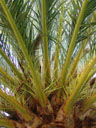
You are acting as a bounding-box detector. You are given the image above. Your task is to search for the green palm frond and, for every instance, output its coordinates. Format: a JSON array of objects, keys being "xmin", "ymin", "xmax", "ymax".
[
  {"xmin": 58, "ymin": 0, "xmax": 88, "ymax": 89},
  {"xmin": 0, "ymin": 0, "xmax": 46, "ymax": 106},
  {"xmin": 0, "ymin": 119, "xmax": 15, "ymax": 128}
]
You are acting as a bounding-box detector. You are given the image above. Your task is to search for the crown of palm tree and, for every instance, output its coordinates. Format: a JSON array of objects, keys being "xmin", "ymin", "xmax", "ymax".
[{"xmin": 0, "ymin": 0, "xmax": 96, "ymax": 127}]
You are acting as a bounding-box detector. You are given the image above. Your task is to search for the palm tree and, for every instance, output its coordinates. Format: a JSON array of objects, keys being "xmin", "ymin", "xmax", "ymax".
[{"xmin": 0, "ymin": 0, "xmax": 96, "ymax": 127}]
